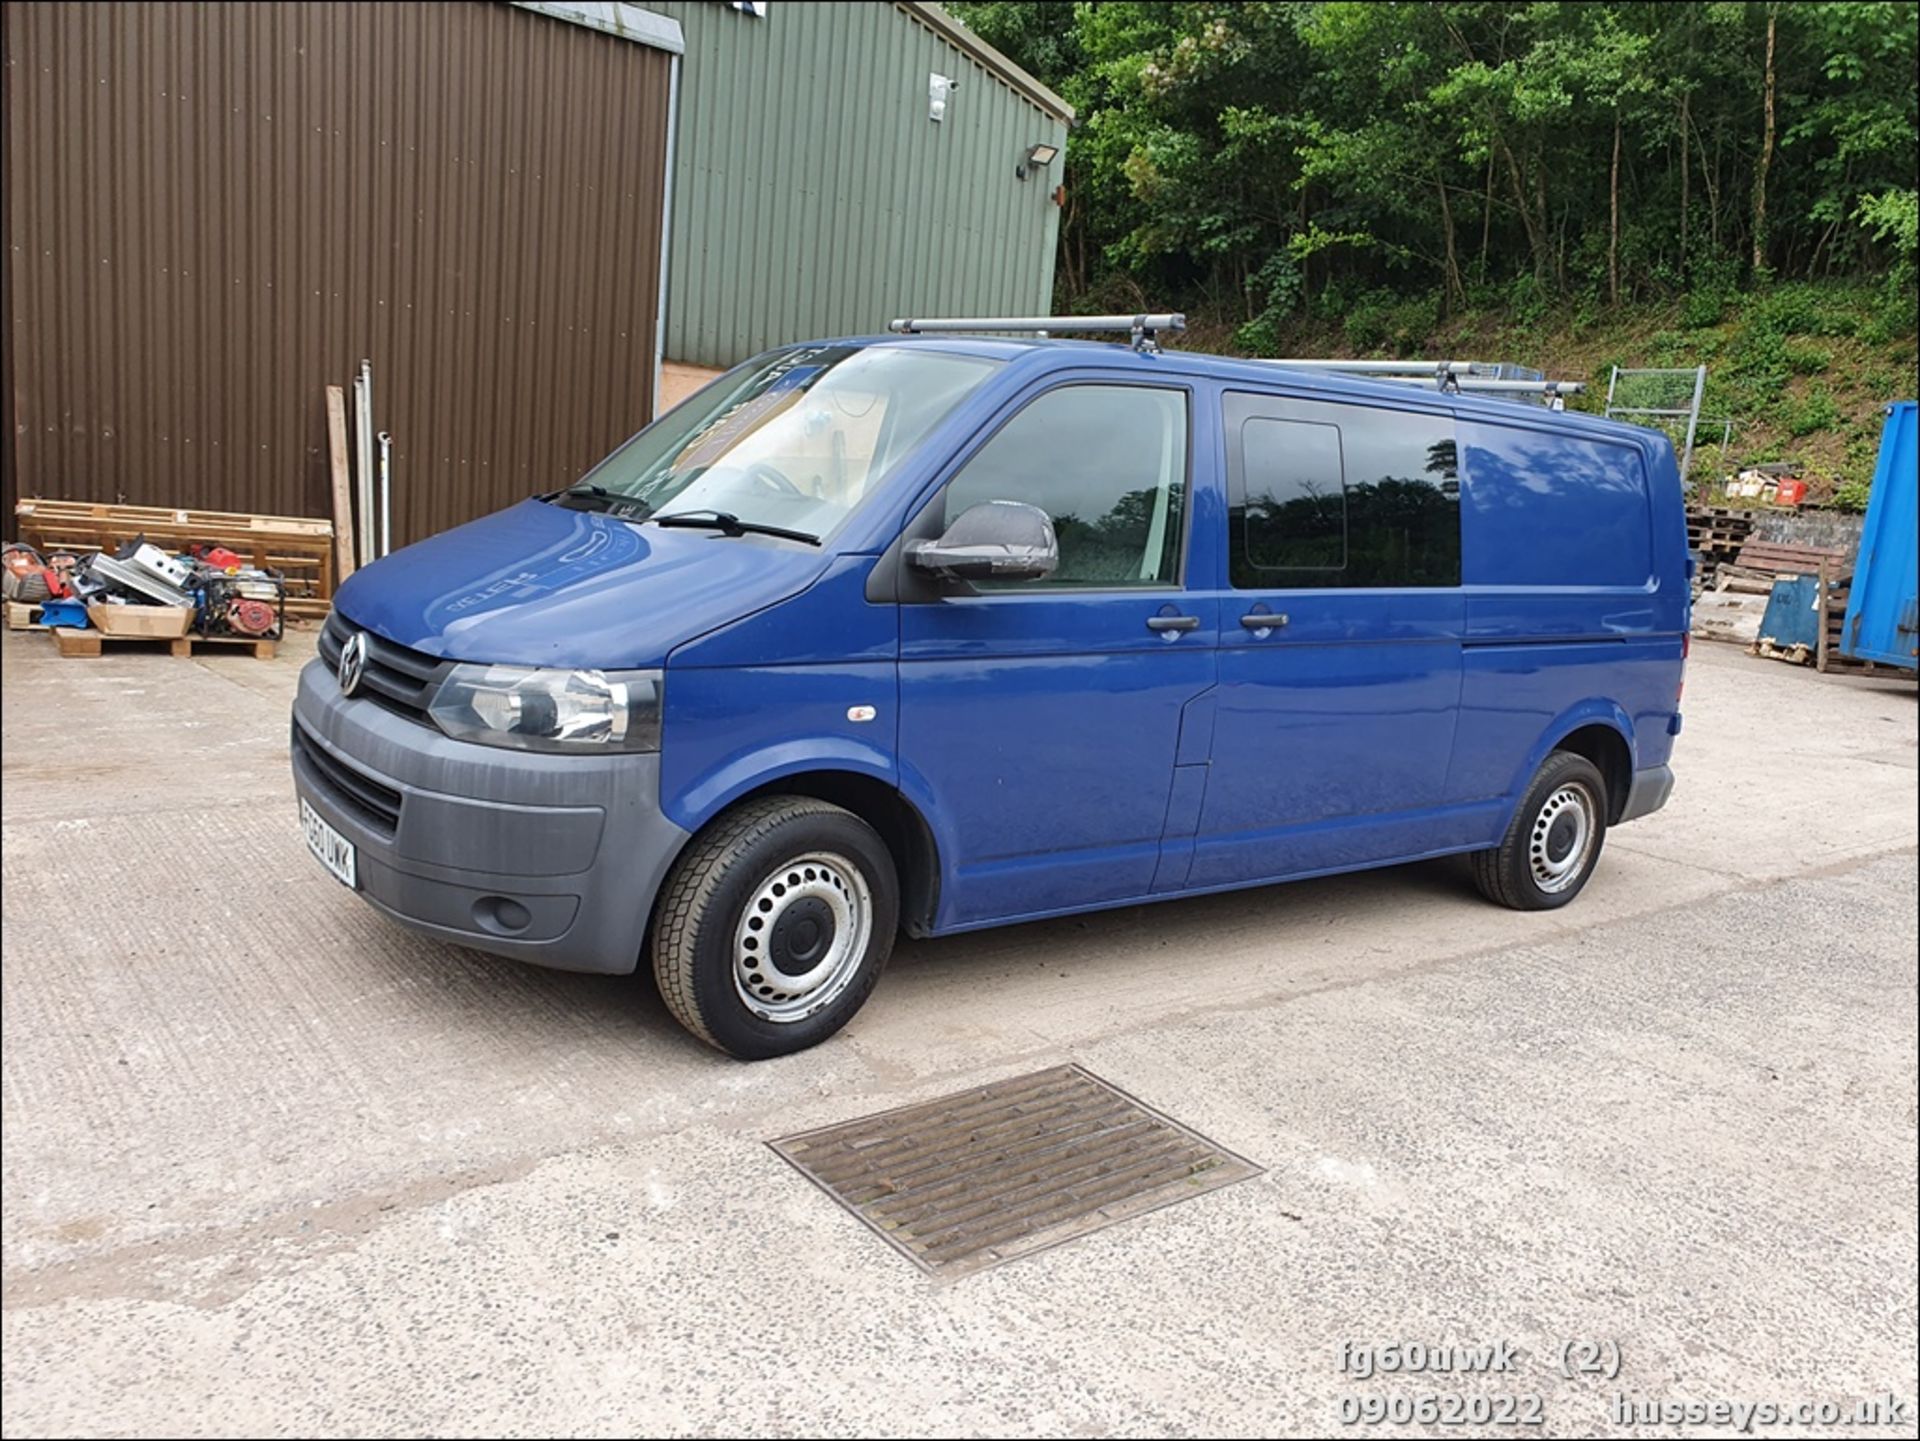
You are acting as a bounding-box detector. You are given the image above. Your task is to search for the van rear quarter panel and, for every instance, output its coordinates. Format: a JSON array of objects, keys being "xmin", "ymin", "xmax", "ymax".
[{"xmin": 1451, "ymin": 417, "xmax": 1686, "ymax": 806}]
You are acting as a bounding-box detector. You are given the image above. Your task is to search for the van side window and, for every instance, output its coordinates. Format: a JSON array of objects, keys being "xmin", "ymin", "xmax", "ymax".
[
  {"xmin": 942, "ymin": 385, "xmax": 1188, "ymax": 587},
  {"xmin": 1226, "ymin": 391, "xmax": 1460, "ymax": 589}
]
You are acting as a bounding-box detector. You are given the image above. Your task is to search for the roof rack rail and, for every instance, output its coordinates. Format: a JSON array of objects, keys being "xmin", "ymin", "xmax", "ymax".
[
  {"xmin": 1249, "ymin": 358, "xmax": 1585, "ymax": 409},
  {"xmin": 888, "ymin": 313, "xmax": 1185, "ymax": 353}
]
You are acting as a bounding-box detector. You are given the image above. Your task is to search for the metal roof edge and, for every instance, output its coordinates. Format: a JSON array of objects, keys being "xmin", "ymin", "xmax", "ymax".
[
  {"xmin": 509, "ymin": 1, "xmax": 684, "ymax": 55},
  {"xmin": 900, "ymin": 2, "xmax": 1074, "ymax": 124}
]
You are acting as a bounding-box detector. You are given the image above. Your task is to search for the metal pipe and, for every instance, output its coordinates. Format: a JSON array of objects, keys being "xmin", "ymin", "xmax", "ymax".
[
  {"xmin": 377, "ymin": 431, "xmax": 393, "ymax": 557},
  {"xmin": 353, "ymin": 360, "xmax": 375, "ymax": 568},
  {"xmin": 1679, "ymin": 364, "xmax": 1707, "ymax": 486},
  {"xmin": 888, "ymin": 314, "xmax": 1186, "ymax": 336},
  {"xmin": 651, "ymin": 52, "xmax": 681, "ymax": 419},
  {"xmin": 1368, "ymin": 376, "xmax": 1586, "ymax": 395},
  {"xmin": 1252, "ymin": 359, "xmax": 1484, "ymax": 375}
]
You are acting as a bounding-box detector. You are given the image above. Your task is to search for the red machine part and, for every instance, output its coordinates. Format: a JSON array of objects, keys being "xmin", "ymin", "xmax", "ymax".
[
  {"xmin": 227, "ymin": 598, "xmax": 278, "ymax": 636},
  {"xmin": 192, "ymin": 544, "xmax": 247, "ymax": 570}
]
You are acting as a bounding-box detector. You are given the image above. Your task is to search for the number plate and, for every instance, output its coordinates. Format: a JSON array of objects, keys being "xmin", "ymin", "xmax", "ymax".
[{"xmin": 301, "ymin": 797, "xmax": 358, "ymax": 889}]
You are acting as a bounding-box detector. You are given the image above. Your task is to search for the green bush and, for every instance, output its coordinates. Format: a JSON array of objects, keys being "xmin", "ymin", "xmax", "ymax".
[
  {"xmin": 1680, "ymin": 286, "xmax": 1731, "ymax": 328},
  {"xmin": 1339, "ymin": 290, "xmax": 1439, "ymax": 355},
  {"xmin": 1830, "ymin": 477, "xmax": 1873, "ymax": 511},
  {"xmin": 1782, "ymin": 339, "xmax": 1833, "ymax": 375},
  {"xmin": 1342, "ymin": 291, "xmax": 1397, "ymax": 352},
  {"xmin": 1506, "ymin": 274, "xmax": 1551, "ymax": 327},
  {"xmin": 1859, "ymin": 285, "xmax": 1920, "ymax": 345},
  {"xmin": 1788, "ymin": 386, "xmax": 1841, "ymax": 436}
]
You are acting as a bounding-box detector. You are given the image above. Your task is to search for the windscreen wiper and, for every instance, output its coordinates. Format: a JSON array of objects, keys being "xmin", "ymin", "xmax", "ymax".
[
  {"xmin": 649, "ymin": 510, "xmax": 821, "ymax": 546},
  {"xmin": 549, "ymin": 483, "xmax": 647, "ymax": 515}
]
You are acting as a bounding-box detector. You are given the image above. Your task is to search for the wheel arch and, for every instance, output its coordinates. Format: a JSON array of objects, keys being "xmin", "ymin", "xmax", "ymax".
[
  {"xmin": 722, "ymin": 770, "xmax": 942, "ymax": 938},
  {"xmin": 1551, "ymin": 722, "xmax": 1634, "ymax": 824},
  {"xmin": 1499, "ymin": 701, "xmax": 1638, "ymax": 829}
]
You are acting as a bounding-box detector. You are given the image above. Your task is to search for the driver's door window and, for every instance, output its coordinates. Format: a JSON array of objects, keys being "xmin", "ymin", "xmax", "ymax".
[{"xmin": 941, "ymin": 385, "xmax": 1188, "ymax": 587}]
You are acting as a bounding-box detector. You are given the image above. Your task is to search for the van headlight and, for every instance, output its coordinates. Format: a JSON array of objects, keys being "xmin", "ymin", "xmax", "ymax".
[{"xmin": 427, "ymin": 665, "xmax": 662, "ymax": 753}]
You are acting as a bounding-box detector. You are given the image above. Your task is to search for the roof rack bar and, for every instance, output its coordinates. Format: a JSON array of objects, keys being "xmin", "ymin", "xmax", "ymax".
[
  {"xmin": 888, "ymin": 314, "xmax": 1186, "ymax": 335},
  {"xmin": 1247, "ymin": 357, "xmax": 1583, "ymax": 408},
  {"xmin": 888, "ymin": 313, "xmax": 1186, "ymax": 353},
  {"xmin": 1366, "ymin": 375, "xmax": 1586, "ymax": 395},
  {"xmin": 1252, "ymin": 359, "xmax": 1486, "ymax": 376}
]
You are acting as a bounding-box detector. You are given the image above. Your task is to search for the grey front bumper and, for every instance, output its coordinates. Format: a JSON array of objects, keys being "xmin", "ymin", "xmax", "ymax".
[{"xmin": 290, "ymin": 660, "xmax": 691, "ymax": 973}]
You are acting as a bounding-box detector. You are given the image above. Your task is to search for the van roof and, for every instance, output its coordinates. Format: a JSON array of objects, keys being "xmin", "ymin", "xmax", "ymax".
[{"xmin": 820, "ymin": 334, "xmax": 1673, "ymax": 458}]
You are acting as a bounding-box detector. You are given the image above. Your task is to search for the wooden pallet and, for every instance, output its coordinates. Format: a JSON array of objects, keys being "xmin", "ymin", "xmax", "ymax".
[
  {"xmin": 1810, "ymin": 570, "xmax": 1906, "ymax": 677},
  {"xmin": 51, "ymin": 627, "xmax": 276, "ymax": 660},
  {"xmin": 1732, "ymin": 539, "xmax": 1849, "ymax": 577},
  {"xmin": 1751, "ymin": 636, "xmax": 1814, "ymax": 666},
  {"xmin": 14, "ymin": 499, "xmax": 334, "ymax": 619},
  {"xmin": 6, "ymin": 600, "xmax": 51, "ymax": 630}
]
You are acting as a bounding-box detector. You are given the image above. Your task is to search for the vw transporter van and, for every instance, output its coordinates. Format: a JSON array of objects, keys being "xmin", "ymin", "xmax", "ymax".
[{"xmin": 293, "ymin": 318, "xmax": 1686, "ymax": 1058}]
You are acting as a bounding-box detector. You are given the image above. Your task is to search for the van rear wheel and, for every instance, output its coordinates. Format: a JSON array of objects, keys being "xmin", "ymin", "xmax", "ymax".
[
  {"xmin": 650, "ymin": 796, "xmax": 899, "ymax": 1059},
  {"xmin": 1471, "ymin": 751, "xmax": 1609, "ymax": 911}
]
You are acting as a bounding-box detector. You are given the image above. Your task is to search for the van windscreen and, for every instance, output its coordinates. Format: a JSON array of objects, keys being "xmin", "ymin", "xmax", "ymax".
[{"xmin": 554, "ymin": 345, "xmax": 1000, "ymax": 539}]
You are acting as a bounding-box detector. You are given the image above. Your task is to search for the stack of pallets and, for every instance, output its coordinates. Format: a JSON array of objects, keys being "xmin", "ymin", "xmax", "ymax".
[
  {"xmin": 1685, "ymin": 506, "xmax": 1757, "ymax": 591},
  {"xmin": 1813, "ymin": 574, "xmax": 1904, "ymax": 677},
  {"xmin": 12, "ymin": 500, "xmax": 334, "ymax": 620},
  {"xmin": 1713, "ymin": 537, "xmax": 1851, "ymax": 596}
]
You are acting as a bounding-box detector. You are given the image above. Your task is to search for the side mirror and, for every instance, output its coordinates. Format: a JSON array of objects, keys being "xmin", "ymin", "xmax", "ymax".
[{"xmin": 906, "ymin": 500, "xmax": 1058, "ymax": 583}]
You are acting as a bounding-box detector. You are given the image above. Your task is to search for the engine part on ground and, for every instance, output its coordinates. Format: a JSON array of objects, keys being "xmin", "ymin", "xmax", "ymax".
[
  {"xmin": 38, "ymin": 597, "xmax": 90, "ymax": 629},
  {"xmin": 67, "ymin": 568, "xmax": 112, "ymax": 603},
  {"xmin": 190, "ymin": 544, "xmax": 246, "ymax": 571},
  {"xmin": 116, "ymin": 539, "xmax": 195, "ymax": 590},
  {"xmin": 193, "ymin": 572, "xmax": 285, "ymax": 640},
  {"xmin": 3, "ymin": 543, "xmax": 52, "ymax": 602},
  {"xmin": 82, "ymin": 551, "xmax": 197, "ymax": 608},
  {"xmin": 227, "ymin": 598, "xmax": 278, "ymax": 636},
  {"xmin": 42, "ymin": 552, "xmax": 78, "ymax": 598}
]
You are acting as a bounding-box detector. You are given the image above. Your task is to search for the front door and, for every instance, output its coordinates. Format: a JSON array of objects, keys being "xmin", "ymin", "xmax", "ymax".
[
  {"xmin": 1190, "ymin": 389, "xmax": 1470, "ymax": 888},
  {"xmin": 897, "ymin": 380, "xmax": 1217, "ymax": 929}
]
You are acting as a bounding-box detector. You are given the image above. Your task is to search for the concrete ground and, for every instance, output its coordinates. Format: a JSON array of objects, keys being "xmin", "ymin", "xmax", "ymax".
[{"xmin": 2, "ymin": 630, "xmax": 1915, "ymax": 1438}]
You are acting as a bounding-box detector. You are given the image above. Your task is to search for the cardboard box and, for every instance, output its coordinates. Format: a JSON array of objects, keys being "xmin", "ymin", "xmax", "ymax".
[{"xmin": 86, "ymin": 601, "xmax": 194, "ymax": 638}]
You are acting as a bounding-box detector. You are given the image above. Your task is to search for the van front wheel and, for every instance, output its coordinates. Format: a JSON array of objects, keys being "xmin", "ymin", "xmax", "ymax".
[
  {"xmin": 1471, "ymin": 751, "xmax": 1609, "ymax": 911},
  {"xmin": 650, "ymin": 796, "xmax": 899, "ymax": 1059}
]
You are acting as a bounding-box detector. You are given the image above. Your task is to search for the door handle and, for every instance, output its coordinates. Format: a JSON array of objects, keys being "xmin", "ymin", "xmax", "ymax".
[
  {"xmin": 1239, "ymin": 612, "xmax": 1289, "ymax": 630},
  {"xmin": 1146, "ymin": 614, "xmax": 1200, "ymax": 633}
]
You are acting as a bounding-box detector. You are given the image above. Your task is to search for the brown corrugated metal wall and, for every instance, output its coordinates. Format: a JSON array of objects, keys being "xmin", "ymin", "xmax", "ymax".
[{"xmin": 1, "ymin": 1, "xmax": 669, "ymax": 547}]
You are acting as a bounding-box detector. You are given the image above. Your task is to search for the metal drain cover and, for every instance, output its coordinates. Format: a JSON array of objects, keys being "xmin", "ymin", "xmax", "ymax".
[{"xmin": 771, "ymin": 1063, "xmax": 1262, "ymax": 1277}]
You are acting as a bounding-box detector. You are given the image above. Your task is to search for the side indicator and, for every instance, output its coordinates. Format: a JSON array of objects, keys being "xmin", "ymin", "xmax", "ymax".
[{"xmin": 847, "ymin": 705, "xmax": 877, "ymax": 724}]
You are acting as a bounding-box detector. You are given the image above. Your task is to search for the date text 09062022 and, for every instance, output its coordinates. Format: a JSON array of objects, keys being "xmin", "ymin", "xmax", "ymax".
[{"xmin": 1338, "ymin": 1394, "xmax": 1546, "ymax": 1427}]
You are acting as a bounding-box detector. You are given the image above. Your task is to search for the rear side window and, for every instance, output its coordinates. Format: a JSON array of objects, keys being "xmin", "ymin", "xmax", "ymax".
[
  {"xmin": 1458, "ymin": 420, "xmax": 1653, "ymax": 586},
  {"xmin": 941, "ymin": 384, "xmax": 1188, "ymax": 587},
  {"xmin": 1225, "ymin": 392, "xmax": 1460, "ymax": 589}
]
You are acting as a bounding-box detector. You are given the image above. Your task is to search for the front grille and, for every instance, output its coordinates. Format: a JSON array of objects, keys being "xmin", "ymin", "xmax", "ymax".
[
  {"xmin": 318, "ymin": 612, "xmax": 447, "ymax": 725},
  {"xmin": 292, "ymin": 722, "xmax": 403, "ymax": 835}
]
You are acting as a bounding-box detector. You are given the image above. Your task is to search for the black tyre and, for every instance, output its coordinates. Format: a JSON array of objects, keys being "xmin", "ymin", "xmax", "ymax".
[
  {"xmin": 650, "ymin": 796, "xmax": 899, "ymax": 1059},
  {"xmin": 1471, "ymin": 750, "xmax": 1610, "ymax": 911}
]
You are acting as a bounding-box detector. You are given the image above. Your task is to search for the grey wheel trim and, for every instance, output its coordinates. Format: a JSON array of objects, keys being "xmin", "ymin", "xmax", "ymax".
[
  {"xmin": 731, "ymin": 850, "xmax": 873, "ymax": 1024},
  {"xmin": 1529, "ymin": 782, "xmax": 1598, "ymax": 894}
]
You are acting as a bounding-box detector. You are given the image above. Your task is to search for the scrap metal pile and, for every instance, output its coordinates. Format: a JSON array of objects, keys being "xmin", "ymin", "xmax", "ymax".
[{"xmin": 3, "ymin": 537, "xmax": 286, "ymax": 640}]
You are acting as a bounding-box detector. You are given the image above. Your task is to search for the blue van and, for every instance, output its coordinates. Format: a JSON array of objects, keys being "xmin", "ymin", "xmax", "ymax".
[{"xmin": 292, "ymin": 320, "xmax": 1687, "ymax": 1058}]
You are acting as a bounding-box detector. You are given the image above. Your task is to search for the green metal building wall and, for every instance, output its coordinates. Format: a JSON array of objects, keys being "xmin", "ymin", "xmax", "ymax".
[{"xmin": 648, "ymin": 1, "xmax": 1069, "ymax": 369}]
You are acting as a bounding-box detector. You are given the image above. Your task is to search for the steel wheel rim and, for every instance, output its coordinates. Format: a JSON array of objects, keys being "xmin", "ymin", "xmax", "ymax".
[
  {"xmin": 1529, "ymin": 783, "xmax": 1597, "ymax": 893},
  {"xmin": 732, "ymin": 851, "xmax": 872, "ymax": 1024}
]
